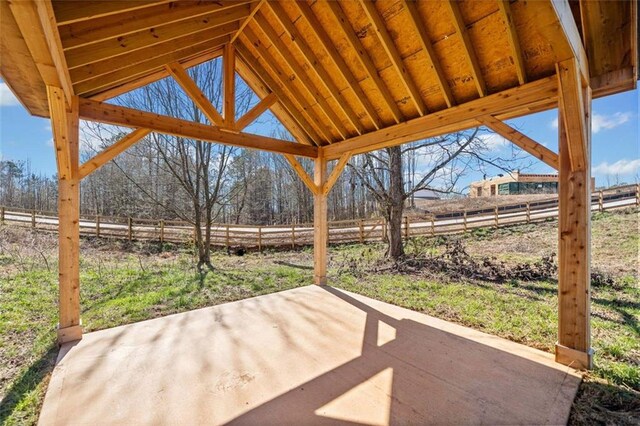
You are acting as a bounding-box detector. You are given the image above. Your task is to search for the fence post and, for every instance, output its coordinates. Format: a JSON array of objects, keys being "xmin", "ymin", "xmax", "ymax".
[
  {"xmin": 404, "ymin": 216, "xmax": 410, "ymax": 240},
  {"xmin": 225, "ymin": 224, "xmax": 230, "ymax": 249},
  {"xmin": 359, "ymin": 220, "xmax": 364, "ymax": 243},
  {"xmin": 463, "ymin": 210, "xmax": 467, "ymax": 232},
  {"xmin": 494, "ymin": 206, "xmax": 499, "ymax": 229},
  {"xmin": 258, "ymin": 226, "xmax": 262, "ymax": 253},
  {"xmin": 382, "ymin": 220, "xmax": 387, "ymax": 241},
  {"xmin": 526, "ymin": 203, "xmax": 530, "ymax": 224},
  {"xmin": 159, "ymin": 220, "xmax": 164, "ymax": 243},
  {"xmin": 636, "ymin": 184, "xmax": 639, "ymax": 206},
  {"xmin": 0, "ymin": 206, "xmax": 4, "ymax": 223},
  {"xmin": 128, "ymin": 217, "xmax": 133, "ymax": 241},
  {"xmin": 96, "ymin": 215, "xmax": 101, "ymax": 237},
  {"xmin": 431, "ymin": 218, "xmax": 435, "ymax": 236},
  {"xmin": 31, "ymin": 210, "xmax": 36, "ymax": 228},
  {"xmin": 598, "ymin": 190, "xmax": 604, "ymax": 212},
  {"xmin": 291, "ymin": 225, "xmax": 296, "ymax": 248}
]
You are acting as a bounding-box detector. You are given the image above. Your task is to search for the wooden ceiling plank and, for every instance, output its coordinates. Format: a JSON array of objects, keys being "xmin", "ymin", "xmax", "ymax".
[
  {"xmin": 322, "ymin": 75, "xmax": 558, "ymax": 160},
  {"xmin": 445, "ymin": 0, "xmax": 487, "ymax": 97},
  {"xmin": 359, "ymin": 0, "xmax": 427, "ymax": 116},
  {"xmin": 230, "ymin": 0, "xmax": 265, "ymax": 43},
  {"xmin": 79, "ymin": 128, "xmax": 152, "ymax": 179},
  {"xmin": 78, "ymin": 97, "xmax": 319, "ymax": 158},
  {"xmin": 402, "ymin": 0, "xmax": 455, "ymax": 108},
  {"xmin": 74, "ymin": 36, "xmax": 229, "ymax": 96},
  {"xmin": 52, "ymin": 0, "xmax": 172, "ymax": 26},
  {"xmin": 293, "ymin": 1, "xmax": 383, "ymax": 130},
  {"xmin": 478, "ymin": 115, "xmax": 558, "ymax": 169},
  {"xmin": 65, "ymin": 3, "xmax": 250, "ymax": 69},
  {"xmin": 70, "ymin": 23, "xmax": 237, "ymax": 84},
  {"xmin": 253, "ymin": 13, "xmax": 348, "ymax": 141},
  {"xmin": 89, "ymin": 49, "xmax": 222, "ymax": 101},
  {"xmin": 236, "ymin": 41, "xmax": 320, "ymax": 145},
  {"xmin": 267, "ymin": 1, "xmax": 365, "ymax": 136},
  {"xmin": 325, "ymin": 0, "xmax": 403, "ymax": 124},
  {"xmin": 497, "ymin": 0, "xmax": 527, "ymax": 85},
  {"xmin": 59, "ymin": 0, "xmax": 252, "ymax": 50},
  {"xmin": 235, "ymin": 92, "xmax": 277, "ymax": 131},
  {"xmin": 166, "ymin": 61, "xmax": 225, "ymax": 127}
]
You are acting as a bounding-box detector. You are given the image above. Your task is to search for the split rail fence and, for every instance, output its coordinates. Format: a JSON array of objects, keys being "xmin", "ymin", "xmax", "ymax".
[{"xmin": 2, "ymin": 184, "xmax": 638, "ymax": 250}]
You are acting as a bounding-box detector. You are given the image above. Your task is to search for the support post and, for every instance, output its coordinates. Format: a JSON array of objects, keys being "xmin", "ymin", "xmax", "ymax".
[
  {"xmin": 526, "ymin": 202, "xmax": 531, "ymax": 223},
  {"xmin": 48, "ymin": 86, "xmax": 82, "ymax": 344},
  {"xmin": 598, "ymin": 191, "xmax": 604, "ymax": 212},
  {"xmin": 159, "ymin": 220, "xmax": 164, "ymax": 243},
  {"xmin": 31, "ymin": 210, "xmax": 36, "ymax": 228},
  {"xmin": 556, "ymin": 59, "xmax": 593, "ymax": 370},
  {"xmin": 128, "ymin": 217, "xmax": 133, "ymax": 241},
  {"xmin": 96, "ymin": 215, "xmax": 101, "ymax": 237},
  {"xmin": 463, "ymin": 210, "xmax": 468, "ymax": 232},
  {"xmin": 1, "ymin": 206, "xmax": 4, "ymax": 223},
  {"xmin": 313, "ymin": 154, "xmax": 328, "ymax": 285}
]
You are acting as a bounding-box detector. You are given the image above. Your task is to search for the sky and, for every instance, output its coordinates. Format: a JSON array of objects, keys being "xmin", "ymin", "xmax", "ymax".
[{"xmin": 0, "ymin": 78, "xmax": 638, "ymax": 191}]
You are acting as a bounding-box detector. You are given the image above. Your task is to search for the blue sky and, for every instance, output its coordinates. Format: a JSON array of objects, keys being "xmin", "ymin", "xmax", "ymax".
[{"xmin": 0, "ymin": 79, "xmax": 638, "ymax": 190}]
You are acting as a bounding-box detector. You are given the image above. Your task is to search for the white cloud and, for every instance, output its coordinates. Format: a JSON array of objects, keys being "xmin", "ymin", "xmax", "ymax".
[
  {"xmin": 0, "ymin": 82, "xmax": 20, "ymax": 107},
  {"xmin": 593, "ymin": 158, "xmax": 640, "ymax": 176},
  {"xmin": 478, "ymin": 133, "xmax": 510, "ymax": 150},
  {"xmin": 550, "ymin": 112, "xmax": 632, "ymax": 133}
]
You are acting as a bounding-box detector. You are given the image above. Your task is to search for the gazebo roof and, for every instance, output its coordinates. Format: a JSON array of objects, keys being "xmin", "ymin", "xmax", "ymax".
[{"xmin": 1, "ymin": 0, "xmax": 637, "ymax": 156}]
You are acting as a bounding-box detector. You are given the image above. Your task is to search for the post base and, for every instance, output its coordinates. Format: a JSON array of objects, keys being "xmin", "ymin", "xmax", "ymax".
[
  {"xmin": 58, "ymin": 324, "xmax": 83, "ymax": 345},
  {"xmin": 555, "ymin": 343, "xmax": 594, "ymax": 370},
  {"xmin": 314, "ymin": 275, "xmax": 327, "ymax": 286}
]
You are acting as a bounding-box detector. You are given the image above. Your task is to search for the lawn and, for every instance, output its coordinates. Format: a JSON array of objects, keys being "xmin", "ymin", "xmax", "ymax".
[{"xmin": 1, "ymin": 208, "xmax": 638, "ymax": 425}]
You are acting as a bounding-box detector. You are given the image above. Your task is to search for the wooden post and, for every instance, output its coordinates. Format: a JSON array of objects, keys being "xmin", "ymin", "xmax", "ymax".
[
  {"xmin": 96, "ymin": 215, "xmax": 100, "ymax": 237},
  {"xmin": 526, "ymin": 203, "xmax": 531, "ymax": 223},
  {"xmin": 225, "ymin": 224, "xmax": 230, "ymax": 249},
  {"xmin": 431, "ymin": 218, "xmax": 435, "ymax": 236},
  {"xmin": 382, "ymin": 220, "xmax": 387, "ymax": 241},
  {"xmin": 0, "ymin": 206, "xmax": 4, "ymax": 223},
  {"xmin": 159, "ymin": 220, "xmax": 165, "ymax": 243},
  {"xmin": 555, "ymin": 59, "xmax": 593, "ymax": 370},
  {"xmin": 359, "ymin": 220, "xmax": 364, "ymax": 243},
  {"xmin": 598, "ymin": 191, "xmax": 604, "ymax": 212},
  {"xmin": 291, "ymin": 225, "xmax": 296, "ymax": 248},
  {"xmin": 127, "ymin": 217, "xmax": 133, "ymax": 241},
  {"xmin": 258, "ymin": 226, "xmax": 262, "ymax": 253},
  {"xmin": 48, "ymin": 86, "xmax": 82, "ymax": 344},
  {"xmin": 463, "ymin": 211, "xmax": 468, "ymax": 232},
  {"xmin": 404, "ymin": 216, "xmax": 410, "ymax": 240},
  {"xmin": 313, "ymin": 155, "xmax": 328, "ymax": 285},
  {"xmin": 31, "ymin": 210, "xmax": 36, "ymax": 228},
  {"xmin": 636, "ymin": 183, "xmax": 639, "ymax": 206},
  {"xmin": 494, "ymin": 206, "xmax": 499, "ymax": 228}
]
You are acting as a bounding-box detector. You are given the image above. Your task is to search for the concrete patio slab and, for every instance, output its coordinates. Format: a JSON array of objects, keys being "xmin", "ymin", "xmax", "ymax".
[{"xmin": 39, "ymin": 285, "xmax": 582, "ymax": 425}]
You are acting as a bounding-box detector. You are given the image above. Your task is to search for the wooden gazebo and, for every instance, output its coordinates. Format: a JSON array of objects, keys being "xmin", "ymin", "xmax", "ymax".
[{"xmin": 1, "ymin": 0, "xmax": 636, "ymax": 371}]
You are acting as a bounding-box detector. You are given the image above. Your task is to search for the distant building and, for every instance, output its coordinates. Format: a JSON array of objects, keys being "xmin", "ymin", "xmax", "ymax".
[
  {"xmin": 470, "ymin": 172, "xmax": 560, "ymax": 197},
  {"xmin": 413, "ymin": 189, "xmax": 441, "ymax": 200}
]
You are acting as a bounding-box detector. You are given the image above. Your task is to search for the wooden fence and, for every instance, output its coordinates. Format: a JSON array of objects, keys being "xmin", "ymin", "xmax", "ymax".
[{"xmin": 1, "ymin": 184, "xmax": 638, "ymax": 250}]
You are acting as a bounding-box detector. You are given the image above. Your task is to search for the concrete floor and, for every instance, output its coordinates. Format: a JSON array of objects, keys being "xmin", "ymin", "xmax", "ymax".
[{"xmin": 39, "ymin": 285, "xmax": 581, "ymax": 425}]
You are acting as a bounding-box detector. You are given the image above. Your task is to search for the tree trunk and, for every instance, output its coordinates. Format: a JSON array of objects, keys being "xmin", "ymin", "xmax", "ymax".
[{"xmin": 387, "ymin": 146, "xmax": 405, "ymax": 259}]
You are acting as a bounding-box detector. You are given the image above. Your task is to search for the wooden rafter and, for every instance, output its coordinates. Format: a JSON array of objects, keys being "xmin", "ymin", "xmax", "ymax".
[
  {"xmin": 79, "ymin": 128, "xmax": 152, "ymax": 179},
  {"xmin": 323, "ymin": 76, "xmax": 558, "ymax": 159},
  {"xmin": 267, "ymin": 1, "xmax": 365, "ymax": 136},
  {"xmin": 403, "ymin": 0, "xmax": 455, "ymax": 108},
  {"xmin": 445, "ymin": 0, "xmax": 487, "ymax": 97},
  {"xmin": 322, "ymin": 152, "xmax": 352, "ymax": 196},
  {"xmin": 235, "ymin": 42, "xmax": 321, "ymax": 145},
  {"xmin": 292, "ymin": 1, "xmax": 383, "ymax": 130},
  {"xmin": 359, "ymin": 0, "xmax": 427, "ymax": 116},
  {"xmin": 223, "ymin": 43, "xmax": 236, "ymax": 127},
  {"xmin": 235, "ymin": 93, "xmax": 277, "ymax": 131},
  {"xmin": 78, "ymin": 97, "xmax": 318, "ymax": 158},
  {"xmin": 497, "ymin": 0, "xmax": 527, "ymax": 85},
  {"xmin": 284, "ymin": 154, "xmax": 319, "ymax": 194},
  {"xmin": 325, "ymin": 0, "xmax": 404, "ymax": 124},
  {"xmin": 52, "ymin": 0, "xmax": 172, "ymax": 26},
  {"xmin": 64, "ymin": 3, "xmax": 250, "ymax": 69},
  {"xmin": 58, "ymin": 1, "xmax": 251, "ymax": 50},
  {"xmin": 75, "ymin": 36, "xmax": 231, "ymax": 95},
  {"xmin": 240, "ymin": 25, "xmax": 332, "ymax": 144},
  {"xmin": 231, "ymin": 0, "xmax": 265, "ymax": 43},
  {"xmin": 70, "ymin": 25, "xmax": 235, "ymax": 84},
  {"xmin": 478, "ymin": 115, "xmax": 558, "ymax": 170},
  {"xmin": 254, "ymin": 12, "xmax": 350, "ymax": 141},
  {"xmin": 557, "ymin": 58, "xmax": 587, "ymax": 171},
  {"xmin": 549, "ymin": 0, "xmax": 589, "ymax": 82}
]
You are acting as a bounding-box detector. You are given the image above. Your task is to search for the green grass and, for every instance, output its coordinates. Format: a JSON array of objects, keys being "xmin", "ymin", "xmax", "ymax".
[{"xmin": 1, "ymin": 208, "xmax": 638, "ymax": 424}]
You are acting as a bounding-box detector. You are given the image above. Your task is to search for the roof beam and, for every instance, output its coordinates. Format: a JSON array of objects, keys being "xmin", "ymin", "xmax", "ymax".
[
  {"xmin": 549, "ymin": 0, "xmax": 589, "ymax": 83},
  {"xmin": 230, "ymin": 0, "xmax": 265, "ymax": 43},
  {"xmin": 235, "ymin": 92, "xmax": 276, "ymax": 131},
  {"xmin": 292, "ymin": 0, "xmax": 383, "ymax": 130},
  {"xmin": 323, "ymin": 152, "xmax": 352, "ymax": 196},
  {"xmin": 65, "ymin": 3, "xmax": 250, "ymax": 69},
  {"xmin": 74, "ymin": 36, "xmax": 230, "ymax": 95},
  {"xmin": 445, "ymin": 0, "xmax": 487, "ymax": 97},
  {"xmin": 325, "ymin": 0, "xmax": 404, "ymax": 124},
  {"xmin": 267, "ymin": 1, "xmax": 365, "ymax": 136},
  {"xmin": 359, "ymin": 0, "xmax": 427, "ymax": 116},
  {"xmin": 284, "ymin": 154, "xmax": 319, "ymax": 195},
  {"xmin": 241, "ymin": 24, "xmax": 333, "ymax": 143},
  {"xmin": 166, "ymin": 61, "xmax": 225, "ymax": 127},
  {"xmin": 52, "ymin": 0, "xmax": 172, "ymax": 26},
  {"xmin": 497, "ymin": 0, "xmax": 527, "ymax": 85},
  {"xmin": 223, "ymin": 43, "xmax": 235, "ymax": 127},
  {"xmin": 478, "ymin": 115, "xmax": 558, "ymax": 170},
  {"xmin": 235, "ymin": 42, "xmax": 320, "ymax": 145},
  {"xmin": 322, "ymin": 75, "xmax": 558, "ymax": 160},
  {"xmin": 79, "ymin": 128, "xmax": 152, "ymax": 179},
  {"xmin": 78, "ymin": 97, "xmax": 318, "ymax": 158},
  {"xmin": 403, "ymin": 0, "xmax": 455, "ymax": 108},
  {"xmin": 254, "ymin": 12, "xmax": 350, "ymax": 141}
]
